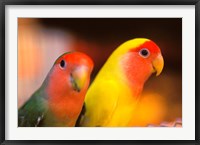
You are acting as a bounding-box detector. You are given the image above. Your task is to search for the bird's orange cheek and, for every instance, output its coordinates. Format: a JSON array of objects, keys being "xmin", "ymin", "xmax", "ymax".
[{"xmin": 122, "ymin": 57, "xmax": 154, "ymax": 86}]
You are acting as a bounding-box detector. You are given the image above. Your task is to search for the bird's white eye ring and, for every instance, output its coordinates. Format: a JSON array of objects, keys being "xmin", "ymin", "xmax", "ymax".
[
  {"xmin": 60, "ymin": 60, "xmax": 66, "ymax": 69},
  {"xmin": 139, "ymin": 48, "xmax": 150, "ymax": 58}
]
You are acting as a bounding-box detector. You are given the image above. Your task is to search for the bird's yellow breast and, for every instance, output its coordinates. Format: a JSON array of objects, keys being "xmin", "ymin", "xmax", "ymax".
[{"xmin": 84, "ymin": 56, "xmax": 140, "ymax": 127}]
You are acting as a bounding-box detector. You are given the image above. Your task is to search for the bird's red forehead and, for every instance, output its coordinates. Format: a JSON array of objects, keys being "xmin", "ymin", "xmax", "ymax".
[
  {"xmin": 131, "ymin": 40, "xmax": 161, "ymax": 53},
  {"xmin": 56, "ymin": 52, "xmax": 94, "ymax": 68}
]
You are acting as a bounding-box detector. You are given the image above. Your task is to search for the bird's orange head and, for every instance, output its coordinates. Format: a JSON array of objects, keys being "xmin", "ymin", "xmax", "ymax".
[
  {"xmin": 43, "ymin": 52, "xmax": 94, "ymax": 126},
  {"xmin": 118, "ymin": 38, "xmax": 164, "ymax": 90}
]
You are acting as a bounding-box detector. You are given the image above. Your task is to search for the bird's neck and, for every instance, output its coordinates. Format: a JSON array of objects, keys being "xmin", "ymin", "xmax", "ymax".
[
  {"xmin": 42, "ymin": 79, "xmax": 86, "ymax": 126},
  {"xmin": 46, "ymin": 91, "xmax": 85, "ymax": 126}
]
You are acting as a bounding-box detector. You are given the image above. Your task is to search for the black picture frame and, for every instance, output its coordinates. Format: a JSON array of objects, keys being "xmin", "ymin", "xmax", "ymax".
[{"xmin": 0, "ymin": 0, "xmax": 200, "ymax": 145}]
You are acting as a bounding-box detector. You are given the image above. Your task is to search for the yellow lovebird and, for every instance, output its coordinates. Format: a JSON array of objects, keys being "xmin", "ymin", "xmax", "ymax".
[{"xmin": 78, "ymin": 38, "xmax": 164, "ymax": 127}]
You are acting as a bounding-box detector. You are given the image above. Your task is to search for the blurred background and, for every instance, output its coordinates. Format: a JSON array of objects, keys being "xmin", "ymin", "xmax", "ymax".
[{"xmin": 18, "ymin": 18, "xmax": 182, "ymax": 127}]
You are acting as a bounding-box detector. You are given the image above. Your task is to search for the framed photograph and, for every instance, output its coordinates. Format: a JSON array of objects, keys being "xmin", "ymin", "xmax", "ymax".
[{"xmin": 1, "ymin": 0, "xmax": 199, "ymax": 144}]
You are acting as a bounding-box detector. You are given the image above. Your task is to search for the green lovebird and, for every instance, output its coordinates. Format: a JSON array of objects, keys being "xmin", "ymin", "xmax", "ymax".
[{"xmin": 18, "ymin": 52, "xmax": 94, "ymax": 127}]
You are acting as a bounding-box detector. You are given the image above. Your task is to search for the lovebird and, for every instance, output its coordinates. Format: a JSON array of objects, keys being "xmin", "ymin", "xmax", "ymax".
[
  {"xmin": 18, "ymin": 52, "xmax": 94, "ymax": 127},
  {"xmin": 78, "ymin": 38, "xmax": 164, "ymax": 127}
]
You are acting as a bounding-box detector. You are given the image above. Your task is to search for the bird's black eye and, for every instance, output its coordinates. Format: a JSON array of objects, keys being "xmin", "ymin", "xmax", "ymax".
[
  {"xmin": 60, "ymin": 60, "xmax": 65, "ymax": 68},
  {"xmin": 139, "ymin": 48, "xmax": 150, "ymax": 58}
]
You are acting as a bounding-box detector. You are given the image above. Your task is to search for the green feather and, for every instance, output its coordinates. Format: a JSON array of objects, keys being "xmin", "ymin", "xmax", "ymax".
[{"xmin": 18, "ymin": 87, "xmax": 48, "ymax": 127}]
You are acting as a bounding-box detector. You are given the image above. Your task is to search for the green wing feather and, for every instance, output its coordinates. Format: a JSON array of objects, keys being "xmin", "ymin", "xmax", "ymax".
[{"xmin": 18, "ymin": 89, "xmax": 48, "ymax": 127}]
